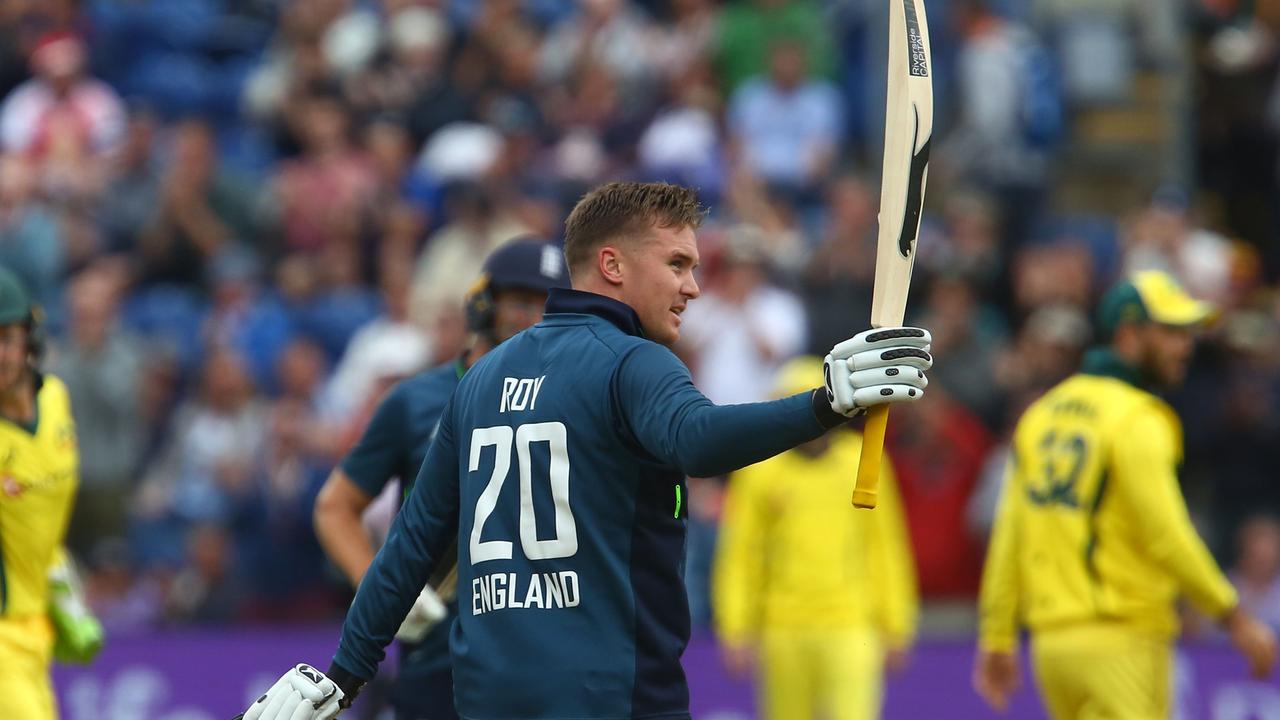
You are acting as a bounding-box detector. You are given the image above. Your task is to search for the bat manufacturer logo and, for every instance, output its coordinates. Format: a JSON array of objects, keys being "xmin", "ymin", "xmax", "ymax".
[
  {"xmin": 297, "ymin": 665, "xmax": 324, "ymax": 684},
  {"xmin": 903, "ymin": 0, "xmax": 929, "ymax": 77},
  {"xmin": 898, "ymin": 108, "xmax": 931, "ymax": 259}
]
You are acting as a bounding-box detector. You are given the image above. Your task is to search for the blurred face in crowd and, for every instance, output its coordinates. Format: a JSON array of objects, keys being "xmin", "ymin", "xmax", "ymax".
[
  {"xmin": 277, "ymin": 340, "xmax": 326, "ymax": 402},
  {"xmin": 379, "ymin": 262, "xmax": 413, "ymax": 321},
  {"xmin": 33, "ymin": 36, "xmax": 85, "ymax": 94},
  {"xmin": 611, "ymin": 224, "xmax": 701, "ymax": 346},
  {"xmin": 303, "ymin": 98, "xmax": 350, "ymax": 155},
  {"xmin": 491, "ymin": 287, "xmax": 548, "ymax": 343},
  {"xmin": 1129, "ymin": 323, "xmax": 1197, "ymax": 388},
  {"xmin": 68, "ymin": 271, "xmax": 117, "ymax": 351},
  {"xmin": 203, "ymin": 349, "xmax": 253, "ymax": 412},
  {"xmin": 828, "ymin": 177, "xmax": 876, "ymax": 236},
  {"xmin": 768, "ymin": 42, "xmax": 806, "ymax": 91},
  {"xmin": 188, "ymin": 524, "xmax": 230, "ymax": 580},
  {"xmin": 1133, "ymin": 204, "xmax": 1189, "ymax": 253},
  {"xmin": 365, "ymin": 121, "xmax": 411, "ymax": 181},
  {"xmin": 121, "ymin": 112, "xmax": 157, "ymax": 170},
  {"xmin": 172, "ymin": 121, "xmax": 215, "ymax": 185},
  {"xmin": 720, "ymin": 258, "xmax": 764, "ymax": 304},
  {"xmin": 1238, "ymin": 517, "xmax": 1280, "ymax": 582},
  {"xmin": 926, "ymin": 277, "xmax": 977, "ymax": 352},
  {"xmin": 0, "ymin": 323, "xmax": 29, "ymax": 393}
]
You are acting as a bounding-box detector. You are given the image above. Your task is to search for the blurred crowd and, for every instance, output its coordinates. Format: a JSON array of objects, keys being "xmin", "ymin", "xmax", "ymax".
[{"xmin": 3, "ymin": 0, "xmax": 1280, "ymax": 637}]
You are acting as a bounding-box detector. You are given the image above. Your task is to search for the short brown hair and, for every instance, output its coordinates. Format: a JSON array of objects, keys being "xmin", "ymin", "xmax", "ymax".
[{"xmin": 563, "ymin": 182, "xmax": 704, "ymax": 277}]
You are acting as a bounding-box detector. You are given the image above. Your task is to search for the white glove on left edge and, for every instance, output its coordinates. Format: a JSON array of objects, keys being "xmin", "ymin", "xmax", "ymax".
[
  {"xmin": 396, "ymin": 584, "xmax": 449, "ymax": 643},
  {"xmin": 239, "ymin": 664, "xmax": 344, "ymax": 720},
  {"xmin": 824, "ymin": 327, "xmax": 932, "ymax": 417}
]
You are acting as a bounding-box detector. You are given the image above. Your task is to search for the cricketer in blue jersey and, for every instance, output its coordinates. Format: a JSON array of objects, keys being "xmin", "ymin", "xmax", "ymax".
[
  {"xmin": 240, "ymin": 182, "xmax": 933, "ymax": 720},
  {"xmin": 312, "ymin": 239, "xmax": 570, "ymax": 720}
]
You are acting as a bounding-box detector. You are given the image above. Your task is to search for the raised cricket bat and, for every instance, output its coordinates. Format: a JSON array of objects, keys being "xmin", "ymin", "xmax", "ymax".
[{"xmin": 853, "ymin": 0, "xmax": 933, "ymax": 509}]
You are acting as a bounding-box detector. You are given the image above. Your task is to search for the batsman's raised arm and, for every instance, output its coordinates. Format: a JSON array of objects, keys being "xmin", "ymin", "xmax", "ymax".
[{"xmin": 615, "ymin": 328, "xmax": 930, "ymax": 480}]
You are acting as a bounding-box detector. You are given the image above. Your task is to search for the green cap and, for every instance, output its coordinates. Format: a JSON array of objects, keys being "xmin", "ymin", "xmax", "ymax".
[
  {"xmin": 1096, "ymin": 270, "xmax": 1215, "ymax": 340},
  {"xmin": 0, "ymin": 266, "xmax": 31, "ymax": 326}
]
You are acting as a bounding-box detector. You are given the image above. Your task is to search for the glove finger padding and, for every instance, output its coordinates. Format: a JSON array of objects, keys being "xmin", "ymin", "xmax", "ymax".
[
  {"xmin": 829, "ymin": 327, "xmax": 931, "ymax": 360},
  {"xmin": 851, "ymin": 384, "xmax": 925, "ymax": 407},
  {"xmin": 847, "ymin": 366, "xmax": 927, "ymax": 391},
  {"xmin": 843, "ymin": 345, "xmax": 932, "ymax": 373}
]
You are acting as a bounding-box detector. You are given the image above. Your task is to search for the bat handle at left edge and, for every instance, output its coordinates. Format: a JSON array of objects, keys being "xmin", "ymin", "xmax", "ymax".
[{"xmin": 853, "ymin": 405, "xmax": 889, "ymax": 509}]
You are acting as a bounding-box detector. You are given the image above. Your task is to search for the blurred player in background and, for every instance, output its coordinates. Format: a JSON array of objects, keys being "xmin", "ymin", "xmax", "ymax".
[
  {"xmin": 238, "ymin": 181, "xmax": 932, "ymax": 720},
  {"xmin": 974, "ymin": 270, "xmax": 1277, "ymax": 718},
  {"xmin": 714, "ymin": 355, "xmax": 918, "ymax": 720},
  {"xmin": 313, "ymin": 239, "xmax": 569, "ymax": 720},
  {"xmin": 0, "ymin": 266, "xmax": 102, "ymax": 720}
]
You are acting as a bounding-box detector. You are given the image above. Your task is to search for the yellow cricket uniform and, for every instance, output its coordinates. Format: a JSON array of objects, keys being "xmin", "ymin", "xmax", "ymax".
[
  {"xmin": 0, "ymin": 375, "xmax": 79, "ymax": 720},
  {"xmin": 714, "ymin": 430, "xmax": 918, "ymax": 720},
  {"xmin": 978, "ymin": 353, "xmax": 1237, "ymax": 720}
]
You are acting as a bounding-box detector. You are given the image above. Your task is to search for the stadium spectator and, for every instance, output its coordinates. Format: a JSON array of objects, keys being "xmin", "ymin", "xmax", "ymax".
[
  {"xmin": 889, "ymin": 385, "xmax": 992, "ymax": 598},
  {"xmin": 54, "ymin": 265, "xmax": 146, "ymax": 557},
  {"xmin": 408, "ymin": 182, "xmax": 527, "ymax": 342},
  {"xmin": 134, "ymin": 347, "xmax": 267, "ymax": 566},
  {"xmin": 271, "ymin": 94, "xmax": 376, "ymax": 254},
  {"xmin": 1232, "ymin": 516, "xmax": 1280, "ymax": 633},
  {"xmin": 136, "ymin": 119, "xmax": 261, "ymax": 291},
  {"xmin": 942, "ymin": 0, "xmax": 1058, "ymax": 248},
  {"xmin": 716, "ymin": 0, "xmax": 834, "ymax": 94},
  {"xmin": 163, "ymin": 523, "xmax": 246, "ymax": 624},
  {"xmin": 801, "ymin": 175, "xmax": 878, "ymax": 355},
  {"xmin": 0, "ymin": 153, "xmax": 62, "ymax": 318},
  {"xmin": 322, "ymin": 259, "xmax": 428, "ymax": 428},
  {"xmin": 728, "ymin": 38, "xmax": 842, "ymax": 202},
  {"xmin": 0, "ymin": 32, "xmax": 124, "ymax": 199}
]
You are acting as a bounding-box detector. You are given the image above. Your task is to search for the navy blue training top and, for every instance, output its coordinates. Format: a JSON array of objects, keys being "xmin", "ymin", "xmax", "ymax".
[{"xmin": 333, "ymin": 288, "xmax": 835, "ymax": 719}]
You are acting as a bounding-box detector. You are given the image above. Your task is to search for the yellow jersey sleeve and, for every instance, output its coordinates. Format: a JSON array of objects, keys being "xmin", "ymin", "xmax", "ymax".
[
  {"xmin": 867, "ymin": 460, "xmax": 918, "ymax": 648},
  {"xmin": 978, "ymin": 458, "xmax": 1022, "ymax": 653},
  {"xmin": 712, "ymin": 466, "xmax": 768, "ymax": 648},
  {"xmin": 1110, "ymin": 405, "xmax": 1237, "ymax": 618}
]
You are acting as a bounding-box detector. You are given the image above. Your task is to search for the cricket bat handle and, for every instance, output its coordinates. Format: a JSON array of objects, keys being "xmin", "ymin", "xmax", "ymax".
[{"xmin": 852, "ymin": 405, "xmax": 889, "ymax": 508}]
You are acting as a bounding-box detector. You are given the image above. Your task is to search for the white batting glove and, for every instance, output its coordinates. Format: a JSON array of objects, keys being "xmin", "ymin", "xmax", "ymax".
[
  {"xmin": 824, "ymin": 327, "xmax": 932, "ymax": 417},
  {"xmin": 240, "ymin": 664, "xmax": 345, "ymax": 720},
  {"xmin": 395, "ymin": 585, "xmax": 449, "ymax": 643}
]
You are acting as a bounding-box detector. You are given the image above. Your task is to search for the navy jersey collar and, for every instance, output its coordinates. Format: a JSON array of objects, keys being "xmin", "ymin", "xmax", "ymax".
[{"xmin": 545, "ymin": 288, "xmax": 645, "ymax": 338}]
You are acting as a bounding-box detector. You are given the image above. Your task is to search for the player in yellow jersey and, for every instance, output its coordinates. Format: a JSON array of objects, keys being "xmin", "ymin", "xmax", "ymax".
[
  {"xmin": 713, "ymin": 356, "xmax": 918, "ymax": 720},
  {"xmin": 974, "ymin": 270, "xmax": 1277, "ymax": 719},
  {"xmin": 0, "ymin": 266, "xmax": 100, "ymax": 719}
]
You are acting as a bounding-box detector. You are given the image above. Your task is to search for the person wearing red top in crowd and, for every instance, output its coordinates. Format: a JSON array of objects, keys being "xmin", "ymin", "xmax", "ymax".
[
  {"xmin": 0, "ymin": 32, "xmax": 125, "ymax": 198},
  {"xmin": 888, "ymin": 385, "xmax": 992, "ymax": 597}
]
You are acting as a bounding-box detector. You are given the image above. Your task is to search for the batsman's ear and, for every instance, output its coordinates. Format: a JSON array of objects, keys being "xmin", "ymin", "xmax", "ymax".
[{"xmin": 598, "ymin": 246, "xmax": 624, "ymax": 285}]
